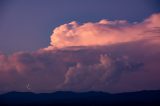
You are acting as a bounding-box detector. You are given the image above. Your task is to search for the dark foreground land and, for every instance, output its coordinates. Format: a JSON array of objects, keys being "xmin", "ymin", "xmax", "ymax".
[{"xmin": 0, "ymin": 90, "xmax": 160, "ymax": 106}]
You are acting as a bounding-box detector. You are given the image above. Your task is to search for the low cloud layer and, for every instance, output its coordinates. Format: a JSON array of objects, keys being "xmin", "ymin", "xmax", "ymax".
[{"xmin": 0, "ymin": 13, "xmax": 160, "ymax": 94}]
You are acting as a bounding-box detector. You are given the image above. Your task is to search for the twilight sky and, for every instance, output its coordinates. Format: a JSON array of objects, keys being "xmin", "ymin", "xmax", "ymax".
[
  {"xmin": 0, "ymin": 0, "xmax": 160, "ymax": 94},
  {"xmin": 0, "ymin": 0, "xmax": 160, "ymax": 53}
]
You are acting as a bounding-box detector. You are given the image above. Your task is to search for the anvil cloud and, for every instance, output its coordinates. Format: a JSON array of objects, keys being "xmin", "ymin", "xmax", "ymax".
[
  {"xmin": 0, "ymin": 13, "xmax": 160, "ymax": 93},
  {"xmin": 48, "ymin": 13, "xmax": 160, "ymax": 49}
]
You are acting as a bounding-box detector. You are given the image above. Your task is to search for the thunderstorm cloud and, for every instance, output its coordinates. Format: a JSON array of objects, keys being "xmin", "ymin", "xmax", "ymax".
[{"xmin": 0, "ymin": 13, "xmax": 160, "ymax": 93}]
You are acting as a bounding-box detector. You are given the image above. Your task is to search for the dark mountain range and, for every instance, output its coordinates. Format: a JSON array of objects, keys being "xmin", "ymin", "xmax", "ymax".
[{"xmin": 0, "ymin": 90, "xmax": 160, "ymax": 106}]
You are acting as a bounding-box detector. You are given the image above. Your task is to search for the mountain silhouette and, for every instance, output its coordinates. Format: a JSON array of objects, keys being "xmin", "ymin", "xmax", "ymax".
[{"xmin": 0, "ymin": 90, "xmax": 160, "ymax": 105}]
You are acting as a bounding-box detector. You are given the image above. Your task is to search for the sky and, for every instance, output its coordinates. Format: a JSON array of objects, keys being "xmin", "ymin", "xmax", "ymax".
[
  {"xmin": 0, "ymin": 0, "xmax": 160, "ymax": 53},
  {"xmin": 0, "ymin": 0, "xmax": 160, "ymax": 94}
]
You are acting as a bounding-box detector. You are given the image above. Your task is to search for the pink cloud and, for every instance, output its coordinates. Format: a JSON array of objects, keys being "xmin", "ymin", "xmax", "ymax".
[
  {"xmin": 46, "ymin": 13, "xmax": 160, "ymax": 50},
  {"xmin": 0, "ymin": 13, "xmax": 160, "ymax": 93}
]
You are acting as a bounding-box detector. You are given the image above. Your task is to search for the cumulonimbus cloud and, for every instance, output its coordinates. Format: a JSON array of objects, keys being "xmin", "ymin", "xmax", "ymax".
[
  {"xmin": 0, "ymin": 13, "xmax": 160, "ymax": 94},
  {"xmin": 47, "ymin": 13, "xmax": 160, "ymax": 49}
]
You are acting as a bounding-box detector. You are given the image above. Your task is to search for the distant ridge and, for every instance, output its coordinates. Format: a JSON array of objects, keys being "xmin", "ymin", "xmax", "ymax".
[{"xmin": 0, "ymin": 90, "xmax": 160, "ymax": 106}]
